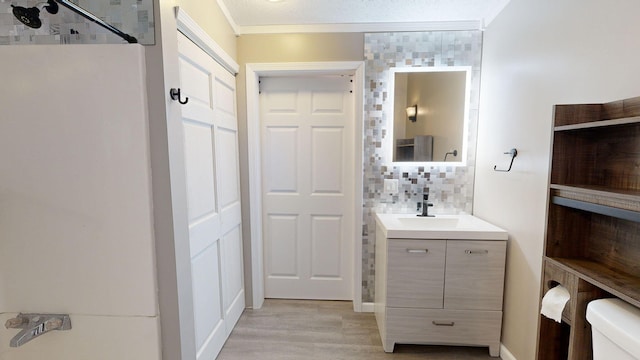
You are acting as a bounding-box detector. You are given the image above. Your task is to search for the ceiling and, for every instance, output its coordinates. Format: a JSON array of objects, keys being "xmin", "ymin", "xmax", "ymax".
[{"xmin": 216, "ymin": 0, "xmax": 511, "ymax": 34}]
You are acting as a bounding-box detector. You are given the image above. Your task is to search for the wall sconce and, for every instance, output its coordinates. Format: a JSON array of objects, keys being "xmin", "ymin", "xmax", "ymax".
[{"xmin": 406, "ymin": 105, "xmax": 417, "ymax": 122}]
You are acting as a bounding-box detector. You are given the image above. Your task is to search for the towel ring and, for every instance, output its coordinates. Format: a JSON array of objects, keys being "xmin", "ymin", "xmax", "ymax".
[{"xmin": 494, "ymin": 148, "xmax": 518, "ymax": 172}]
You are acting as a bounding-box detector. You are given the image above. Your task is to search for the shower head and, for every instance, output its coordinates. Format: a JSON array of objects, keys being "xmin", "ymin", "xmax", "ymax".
[
  {"xmin": 11, "ymin": 0, "xmax": 137, "ymax": 43},
  {"xmin": 43, "ymin": 0, "xmax": 59, "ymax": 14},
  {"xmin": 11, "ymin": 5, "xmax": 41, "ymax": 28},
  {"xmin": 11, "ymin": 0, "xmax": 59, "ymax": 29}
]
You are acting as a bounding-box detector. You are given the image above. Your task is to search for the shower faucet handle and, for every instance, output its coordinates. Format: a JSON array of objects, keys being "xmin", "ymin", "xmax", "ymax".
[
  {"xmin": 5, "ymin": 316, "xmax": 28, "ymax": 329},
  {"xmin": 5, "ymin": 313, "xmax": 71, "ymax": 347}
]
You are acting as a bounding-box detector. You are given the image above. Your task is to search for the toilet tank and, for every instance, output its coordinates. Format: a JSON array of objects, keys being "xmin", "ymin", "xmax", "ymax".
[{"xmin": 587, "ymin": 298, "xmax": 640, "ymax": 360}]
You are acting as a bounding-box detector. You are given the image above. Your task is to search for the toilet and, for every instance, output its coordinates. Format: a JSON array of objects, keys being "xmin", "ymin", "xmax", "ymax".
[{"xmin": 587, "ymin": 298, "xmax": 640, "ymax": 360}]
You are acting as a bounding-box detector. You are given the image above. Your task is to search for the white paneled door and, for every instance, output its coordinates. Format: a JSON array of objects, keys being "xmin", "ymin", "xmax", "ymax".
[
  {"xmin": 260, "ymin": 76, "xmax": 354, "ymax": 300},
  {"xmin": 177, "ymin": 32, "xmax": 244, "ymax": 359}
]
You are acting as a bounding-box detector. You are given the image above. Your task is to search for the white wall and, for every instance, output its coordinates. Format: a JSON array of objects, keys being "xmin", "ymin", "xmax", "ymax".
[
  {"xmin": 0, "ymin": 45, "xmax": 160, "ymax": 360},
  {"xmin": 475, "ymin": 0, "xmax": 640, "ymax": 359}
]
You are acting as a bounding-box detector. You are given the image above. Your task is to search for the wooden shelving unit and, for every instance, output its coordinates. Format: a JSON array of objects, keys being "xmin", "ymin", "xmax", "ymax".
[{"xmin": 537, "ymin": 96, "xmax": 640, "ymax": 360}]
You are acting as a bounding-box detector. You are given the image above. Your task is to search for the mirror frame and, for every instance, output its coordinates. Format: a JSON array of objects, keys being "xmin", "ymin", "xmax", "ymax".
[{"xmin": 387, "ymin": 66, "xmax": 472, "ymax": 167}]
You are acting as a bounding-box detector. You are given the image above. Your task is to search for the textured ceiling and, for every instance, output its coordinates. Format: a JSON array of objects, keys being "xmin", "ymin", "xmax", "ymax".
[{"xmin": 218, "ymin": 0, "xmax": 510, "ymax": 29}]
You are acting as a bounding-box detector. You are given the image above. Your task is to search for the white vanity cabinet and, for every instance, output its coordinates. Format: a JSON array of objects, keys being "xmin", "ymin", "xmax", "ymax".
[{"xmin": 374, "ymin": 222, "xmax": 507, "ymax": 357}]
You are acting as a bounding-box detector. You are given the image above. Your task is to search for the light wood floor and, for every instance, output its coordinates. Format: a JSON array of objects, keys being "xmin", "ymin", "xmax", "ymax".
[{"xmin": 217, "ymin": 299, "xmax": 500, "ymax": 359}]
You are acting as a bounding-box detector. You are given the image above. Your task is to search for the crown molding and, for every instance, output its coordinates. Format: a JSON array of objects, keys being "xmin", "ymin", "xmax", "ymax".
[
  {"xmin": 235, "ymin": 20, "xmax": 484, "ymax": 35},
  {"xmin": 175, "ymin": 7, "xmax": 239, "ymax": 75},
  {"xmin": 483, "ymin": 0, "xmax": 511, "ymax": 27},
  {"xmin": 216, "ymin": 0, "xmax": 241, "ymax": 35}
]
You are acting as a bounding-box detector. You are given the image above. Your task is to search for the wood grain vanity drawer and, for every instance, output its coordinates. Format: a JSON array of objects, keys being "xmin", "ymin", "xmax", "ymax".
[
  {"xmin": 444, "ymin": 240, "xmax": 507, "ymax": 311},
  {"xmin": 386, "ymin": 307, "xmax": 502, "ymax": 347},
  {"xmin": 387, "ymin": 239, "xmax": 446, "ymax": 309}
]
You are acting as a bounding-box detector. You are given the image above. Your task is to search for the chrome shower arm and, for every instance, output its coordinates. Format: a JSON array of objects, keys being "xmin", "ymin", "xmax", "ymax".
[{"xmin": 55, "ymin": 0, "xmax": 137, "ymax": 43}]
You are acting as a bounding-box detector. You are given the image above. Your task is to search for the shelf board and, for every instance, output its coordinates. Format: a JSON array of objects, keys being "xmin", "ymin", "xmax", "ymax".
[
  {"xmin": 546, "ymin": 257, "xmax": 640, "ymax": 309},
  {"xmin": 551, "ymin": 195, "xmax": 640, "ymax": 223},
  {"xmin": 550, "ymin": 184, "xmax": 640, "ymax": 213},
  {"xmin": 554, "ymin": 116, "xmax": 640, "ymax": 131}
]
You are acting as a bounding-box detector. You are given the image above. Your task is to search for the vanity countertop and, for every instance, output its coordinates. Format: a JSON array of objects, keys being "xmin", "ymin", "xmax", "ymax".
[{"xmin": 374, "ymin": 212, "xmax": 508, "ymax": 240}]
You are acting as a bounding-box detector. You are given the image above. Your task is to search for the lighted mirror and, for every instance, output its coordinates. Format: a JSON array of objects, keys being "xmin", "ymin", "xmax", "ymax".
[{"xmin": 389, "ymin": 66, "xmax": 471, "ymax": 165}]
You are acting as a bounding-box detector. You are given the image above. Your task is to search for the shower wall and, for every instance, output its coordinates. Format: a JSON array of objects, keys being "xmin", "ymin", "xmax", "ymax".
[
  {"xmin": 0, "ymin": 44, "xmax": 160, "ymax": 360},
  {"xmin": 362, "ymin": 31, "xmax": 483, "ymax": 302},
  {"xmin": 0, "ymin": 0, "xmax": 154, "ymax": 44}
]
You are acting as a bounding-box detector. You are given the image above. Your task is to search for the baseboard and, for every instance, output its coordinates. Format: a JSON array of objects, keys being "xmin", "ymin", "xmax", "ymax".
[
  {"xmin": 360, "ymin": 302, "xmax": 375, "ymax": 312},
  {"xmin": 499, "ymin": 344, "xmax": 516, "ymax": 360}
]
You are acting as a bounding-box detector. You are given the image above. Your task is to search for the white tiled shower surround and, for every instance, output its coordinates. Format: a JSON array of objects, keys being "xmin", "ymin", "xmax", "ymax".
[
  {"xmin": 362, "ymin": 31, "xmax": 483, "ymax": 301},
  {"xmin": 0, "ymin": 0, "xmax": 154, "ymax": 44}
]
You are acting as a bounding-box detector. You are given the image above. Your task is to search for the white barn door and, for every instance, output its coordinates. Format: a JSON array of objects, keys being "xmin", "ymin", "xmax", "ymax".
[
  {"xmin": 260, "ymin": 76, "xmax": 354, "ymax": 300},
  {"xmin": 177, "ymin": 32, "xmax": 244, "ymax": 359}
]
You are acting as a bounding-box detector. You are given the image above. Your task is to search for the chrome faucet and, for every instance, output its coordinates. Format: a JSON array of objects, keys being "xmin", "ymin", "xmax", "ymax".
[
  {"xmin": 417, "ymin": 193, "xmax": 434, "ymax": 217},
  {"xmin": 5, "ymin": 313, "xmax": 71, "ymax": 347}
]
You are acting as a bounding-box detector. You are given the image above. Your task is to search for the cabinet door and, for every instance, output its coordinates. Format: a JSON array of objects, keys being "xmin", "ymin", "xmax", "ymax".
[
  {"xmin": 387, "ymin": 239, "xmax": 446, "ymax": 308},
  {"xmin": 444, "ymin": 240, "xmax": 506, "ymax": 310}
]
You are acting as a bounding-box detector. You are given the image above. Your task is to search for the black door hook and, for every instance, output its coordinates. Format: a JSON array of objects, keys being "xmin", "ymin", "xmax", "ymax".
[{"xmin": 170, "ymin": 88, "xmax": 189, "ymax": 105}]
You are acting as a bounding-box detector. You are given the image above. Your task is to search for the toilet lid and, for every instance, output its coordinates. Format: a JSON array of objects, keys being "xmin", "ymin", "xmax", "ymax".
[{"xmin": 587, "ymin": 298, "xmax": 640, "ymax": 358}]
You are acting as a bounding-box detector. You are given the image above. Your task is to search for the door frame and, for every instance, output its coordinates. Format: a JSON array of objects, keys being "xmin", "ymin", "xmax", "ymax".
[{"xmin": 246, "ymin": 62, "xmax": 365, "ymax": 311}]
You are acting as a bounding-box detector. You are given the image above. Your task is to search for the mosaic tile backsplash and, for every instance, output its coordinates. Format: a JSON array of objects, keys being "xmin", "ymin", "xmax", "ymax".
[
  {"xmin": 362, "ymin": 31, "xmax": 483, "ymax": 302},
  {"xmin": 0, "ymin": 0, "xmax": 154, "ymax": 45}
]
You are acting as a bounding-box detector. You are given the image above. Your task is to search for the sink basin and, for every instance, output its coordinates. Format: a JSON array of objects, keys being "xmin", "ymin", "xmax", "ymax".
[
  {"xmin": 375, "ymin": 213, "xmax": 508, "ymax": 240},
  {"xmin": 396, "ymin": 217, "xmax": 460, "ymax": 228}
]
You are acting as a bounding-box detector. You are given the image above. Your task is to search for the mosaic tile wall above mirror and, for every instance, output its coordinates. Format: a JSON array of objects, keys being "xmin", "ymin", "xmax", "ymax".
[{"xmin": 0, "ymin": 0, "xmax": 154, "ymax": 45}]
